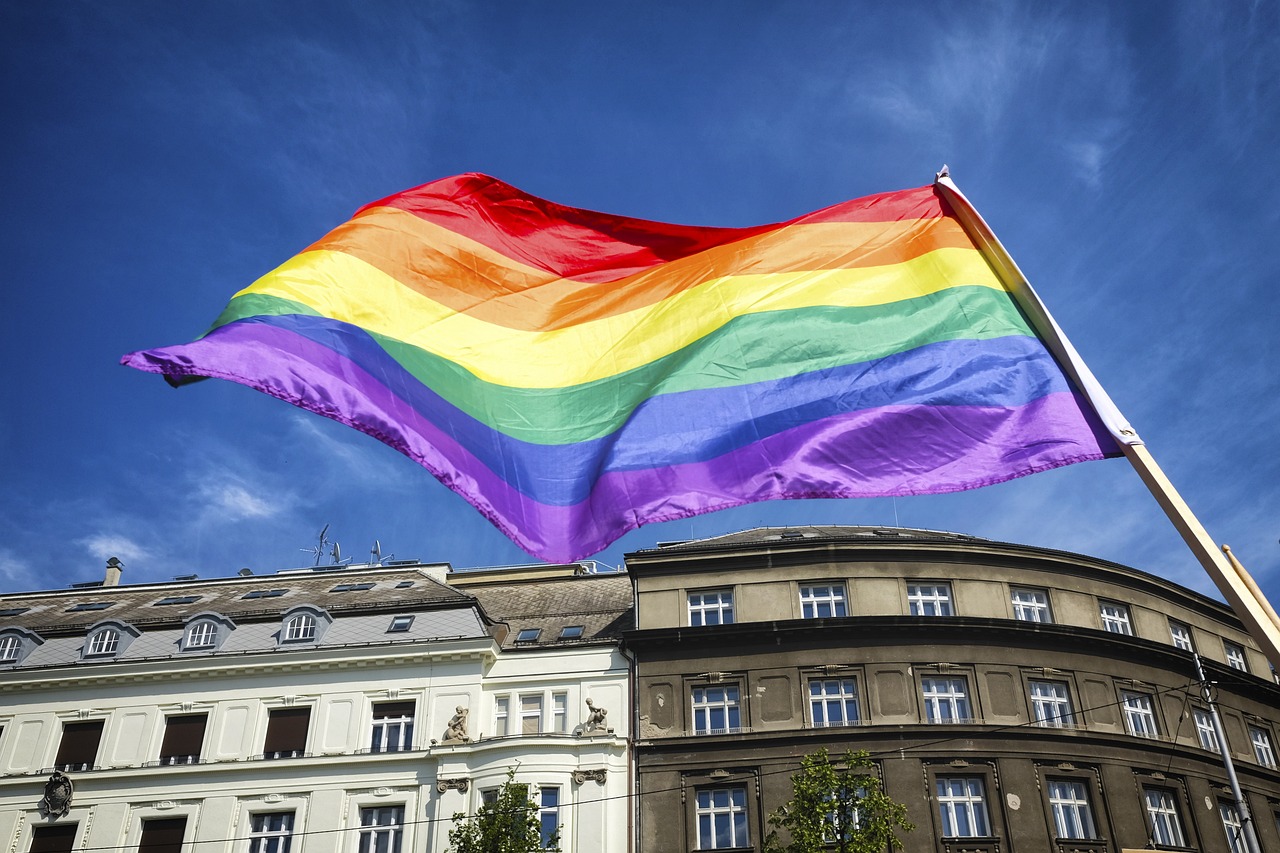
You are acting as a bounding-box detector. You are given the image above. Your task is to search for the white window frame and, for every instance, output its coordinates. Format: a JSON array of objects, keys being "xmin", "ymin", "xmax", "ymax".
[
  {"xmin": 799, "ymin": 584, "xmax": 847, "ymax": 618},
  {"xmin": 695, "ymin": 787, "xmax": 749, "ymax": 849},
  {"xmin": 283, "ymin": 613, "xmax": 316, "ymax": 643},
  {"xmin": 1144, "ymin": 788, "xmax": 1186, "ymax": 847},
  {"xmin": 907, "ymin": 583, "xmax": 952, "ymax": 616},
  {"xmin": 521, "ymin": 694, "xmax": 544, "ymax": 735},
  {"xmin": 552, "ymin": 692, "xmax": 567, "ymax": 734},
  {"xmin": 1011, "ymin": 588, "xmax": 1051, "ymax": 623},
  {"xmin": 936, "ymin": 776, "xmax": 989, "ymax": 837},
  {"xmin": 86, "ymin": 628, "xmax": 120, "ymax": 656},
  {"xmin": 692, "ymin": 684, "xmax": 741, "ymax": 735},
  {"xmin": 185, "ymin": 620, "xmax": 218, "ymax": 649},
  {"xmin": 357, "ymin": 806, "xmax": 404, "ymax": 853},
  {"xmin": 1220, "ymin": 801, "xmax": 1247, "ymax": 853},
  {"xmin": 0, "ymin": 634, "xmax": 19, "ymax": 662},
  {"xmin": 1047, "ymin": 779, "xmax": 1097, "ymax": 840},
  {"xmin": 1099, "ymin": 601, "xmax": 1132, "ymax": 635},
  {"xmin": 248, "ymin": 812, "xmax": 295, "ymax": 853},
  {"xmin": 1193, "ymin": 708, "xmax": 1221, "ymax": 753},
  {"xmin": 1169, "ymin": 620, "xmax": 1194, "ymax": 651},
  {"xmin": 370, "ymin": 705, "xmax": 414, "ymax": 753},
  {"xmin": 1121, "ymin": 691, "xmax": 1158, "ymax": 738},
  {"xmin": 1250, "ymin": 725, "xmax": 1276, "ymax": 767},
  {"xmin": 688, "ymin": 589, "xmax": 734, "ymax": 626},
  {"xmin": 1029, "ymin": 680, "xmax": 1074, "ymax": 728},
  {"xmin": 809, "ymin": 677, "xmax": 859, "ymax": 728},
  {"xmin": 1225, "ymin": 640, "xmax": 1249, "ymax": 672},
  {"xmin": 494, "ymin": 696, "xmax": 510, "ymax": 736},
  {"xmin": 920, "ymin": 677, "xmax": 971, "ymax": 724}
]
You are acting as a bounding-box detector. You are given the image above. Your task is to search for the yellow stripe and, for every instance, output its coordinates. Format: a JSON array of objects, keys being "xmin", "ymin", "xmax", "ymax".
[{"xmin": 236, "ymin": 246, "xmax": 1006, "ymax": 389}]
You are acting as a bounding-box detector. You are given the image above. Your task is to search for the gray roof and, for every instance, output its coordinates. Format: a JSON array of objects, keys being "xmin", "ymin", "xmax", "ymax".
[
  {"xmin": 638, "ymin": 525, "xmax": 983, "ymax": 552},
  {"xmin": 460, "ymin": 573, "xmax": 633, "ymax": 649}
]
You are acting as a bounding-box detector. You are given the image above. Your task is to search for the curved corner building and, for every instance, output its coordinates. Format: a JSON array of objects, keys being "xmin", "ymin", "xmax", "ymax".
[{"xmin": 622, "ymin": 526, "xmax": 1280, "ymax": 853}]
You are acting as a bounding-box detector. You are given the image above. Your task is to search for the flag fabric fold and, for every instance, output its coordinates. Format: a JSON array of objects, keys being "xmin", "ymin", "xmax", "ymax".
[{"xmin": 122, "ymin": 174, "xmax": 1120, "ymax": 561}]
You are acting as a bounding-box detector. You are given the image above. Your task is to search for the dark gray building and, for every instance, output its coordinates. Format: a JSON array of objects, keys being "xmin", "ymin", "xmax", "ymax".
[{"xmin": 623, "ymin": 526, "xmax": 1280, "ymax": 853}]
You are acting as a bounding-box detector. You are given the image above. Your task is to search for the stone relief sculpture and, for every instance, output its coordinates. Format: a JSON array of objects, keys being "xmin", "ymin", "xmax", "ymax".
[
  {"xmin": 583, "ymin": 698, "xmax": 611, "ymax": 734},
  {"xmin": 442, "ymin": 705, "xmax": 470, "ymax": 743}
]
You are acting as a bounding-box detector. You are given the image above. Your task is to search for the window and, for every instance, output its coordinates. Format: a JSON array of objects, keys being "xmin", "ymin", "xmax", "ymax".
[
  {"xmin": 907, "ymin": 583, "xmax": 952, "ymax": 616},
  {"xmin": 1099, "ymin": 601, "xmax": 1132, "ymax": 635},
  {"xmin": 67, "ymin": 601, "xmax": 112, "ymax": 612},
  {"xmin": 1047, "ymin": 779, "xmax": 1097, "ymax": 840},
  {"xmin": 185, "ymin": 620, "xmax": 218, "ymax": 649},
  {"xmin": 138, "ymin": 818, "xmax": 187, "ymax": 853},
  {"xmin": 1169, "ymin": 620, "xmax": 1194, "ymax": 651},
  {"xmin": 1220, "ymin": 802, "xmax": 1246, "ymax": 853},
  {"xmin": 692, "ymin": 685, "xmax": 741, "ymax": 734},
  {"xmin": 29, "ymin": 825, "xmax": 78, "ymax": 853},
  {"xmin": 921, "ymin": 677, "xmax": 971, "ymax": 723},
  {"xmin": 387, "ymin": 616, "xmax": 413, "ymax": 633},
  {"xmin": 936, "ymin": 777, "xmax": 989, "ymax": 837},
  {"xmin": 538, "ymin": 787, "xmax": 560, "ymax": 848},
  {"xmin": 370, "ymin": 701, "xmax": 414, "ymax": 752},
  {"xmin": 86, "ymin": 628, "xmax": 120, "ymax": 656},
  {"xmin": 155, "ymin": 595, "xmax": 200, "ymax": 606},
  {"xmin": 243, "ymin": 589, "xmax": 287, "ymax": 599},
  {"xmin": 809, "ymin": 678, "xmax": 859, "ymax": 727},
  {"xmin": 558, "ymin": 625, "xmax": 584, "ymax": 640},
  {"xmin": 54, "ymin": 719, "xmax": 104, "ymax": 771},
  {"xmin": 0, "ymin": 607, "xmax": 29, "ymax": 617},
  {"xmin": 1029, "ymin": 681, "xmax": 1074, "ymax": 728},
  {"xmin": 1193, "ymin": 708, "xmax": 1221, "ymax": 753},
  {"xmin": 521, "ymin": 695, "xmax": 543, "ymax": 734},
  {"xmin": 494, "ymin": 697, "xmax": 510, "ymax": 736},
  {"xmin": 394, "ymin": 581, "xmax": 414, "ymax": 589},
  {"xmin": 262, "ymin": 707, "xmax": 310, "ymax": 759},
  {"xmin": 688, "ymin": 590, "xmax": 734, "ymax": 626},
  {"xmin": 515, "ymin": 628, "xmax": 541, "ymax": 643},
  {"xmin": 1225, "ymin": 640, "xmax": 1249, "ymax": 672},
  {"xmin": 695, "ymin": 787, "xmax": 749, "ymax": 849},
  {"xmin": 799, "ymin": 584, "xmax": 847, "ymax": 618},
  {"xmin": 1011, "ymin": 588, "xmax": 1051, "ymax": 622},
  {"xmin": 1250, "ymin": 725, "xmax": 1276, "ymax": 767},
  {"xmin": 357, "ymin": 807, "xmax": 403, "ymax": 853},
  {"xmin": 1121, "ymin": 691, "xmax": 1158, "ymax": 738},
  {"xmin": 0, "ymin": 635, "xmax": 19, "ymax": 661},
  {"xmin": 282, "ymin": 613, "xmax": 316, "ymax": 643},
  {"xmin": 553, "ymin": 693, "xmax": 567, "ymax": 733},
  {"xmin": 159, "ymin": 713, "xmax": 207, "ymax": 765},
  {"xmin": 331, "ymin": 582, "xmax": 375, "ymax": 592},
  {"xmin": 1143, "ymin": 788, "xmax": 1186, "ymax": 847},
  {"xmin": 248, "ymin": 813, "xmax": 294, "ymax": 853}
]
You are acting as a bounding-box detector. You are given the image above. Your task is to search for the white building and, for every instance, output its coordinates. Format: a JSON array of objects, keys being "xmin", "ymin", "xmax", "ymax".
[{"xmin": 0, "ymin": 559, "xmax": 631, "ymax": 853}]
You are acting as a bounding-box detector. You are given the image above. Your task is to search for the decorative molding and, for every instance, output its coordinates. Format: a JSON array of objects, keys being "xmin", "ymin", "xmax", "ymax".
[
  {"xmin": 371, "ymin": 787, "xmax": 392, "ymax": 798},
  {"xmin": 264, "ymin": 794, "xmax": 284, "ymax": 804},
  {"xmin": 437, "ymin": 777, "xmax": 470, "ymax": 794},
  {"xmin": 386, "ymin": 688, "xmax": 400, "ymax": 700},
  {"xmin": 154, "ymin": 801, "xmax": 176, "ymax": 811},
  {"xmin": 571, "ymin": 768, "xmax": 607, "ymax": 785}
]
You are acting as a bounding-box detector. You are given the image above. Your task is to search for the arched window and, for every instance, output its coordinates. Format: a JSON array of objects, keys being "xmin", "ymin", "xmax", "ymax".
[
  {"xmin": 0, "ymin": 634, "xmax": 20, "ymax": 662},
  {"xmin": 283, "ymin": 613, "xmax": 317, "ymax": 642},
  {"xmin": 87, "ymin": 628, "xmax": 120, "ymax": 656},
  {"xmin": 185, "ymin": 620, "xmax": 218, "ymax": 649}
]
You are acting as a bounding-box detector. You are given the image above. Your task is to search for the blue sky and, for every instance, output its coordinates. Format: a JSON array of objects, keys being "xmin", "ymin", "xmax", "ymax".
[{"xmin": 2, "ymin": 2, "xmax": 1277, "ymax": 608}]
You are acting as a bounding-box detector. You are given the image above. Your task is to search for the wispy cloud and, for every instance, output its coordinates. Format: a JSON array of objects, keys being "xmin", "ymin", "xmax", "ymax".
[
  {"xmin": 77, "ymin": 533, "xmax": 152, "ymax": 564},
  {"xmin": 194, "ymin": 472, "xmax": 291, "ymax": 524}
]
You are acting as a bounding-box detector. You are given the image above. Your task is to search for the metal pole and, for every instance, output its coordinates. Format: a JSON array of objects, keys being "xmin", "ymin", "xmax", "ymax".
[{"xmin": 1193, "ymin": 653, "xmax": 1262, "ymax": 853}]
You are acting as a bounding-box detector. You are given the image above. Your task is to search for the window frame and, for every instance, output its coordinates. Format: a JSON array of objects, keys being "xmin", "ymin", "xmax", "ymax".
[
  {"xmin": 370, "ymin": 701, "xmax": 415, "ymax": 753},
  {"xmin": 356, "ymin": 805, "xmax": 404, "ymax": 853},
  {"xmin": 920, "ymin": 675, "xmax": 972, "ymax": 724},
  {"xmin": 1220, "ymin": 801, "xmax": 1246, "ymax": 853},
  {"xmin": 907, "ymin": 583, "xmax": 953, "ymax": 617},
  {"xmin": 935, "ymin": 775, "xmax": 991, "ymax": 838},
  {"xmin": 247, "ymin": 812, "xmax": 295, "ymax": 853},
  {"xmin": 691, "ymin": 682, "xmax": 743, "ymax": 735},
  {"xmin": 1224, "ymin": 640, "xmax": 1249, "ymax": 672},
  {"xmin": 808, "ymin": 676, "xmax": 860, "ymax": 728},
  {"xmin": 798, "ymin": 583, "xmax": 848, "ymax": 619},
  {"xmin": 1028, "ymin": 680, "xmax": 1075, "ymax": 728},
  {"xmin": 694, "ymin": 786, "xmax": 750, "ymax": 850},
  {"xmin": 54, "ymin": 718, "xmax": 105, "ymax": 772},
  {"xmin": 85, "ymin": 627, "xmax": 120, "ymax": 657},
  {"xmin": 0, "ymin": 634, "xmax": 21, "ymax": 661},
  {"xmin": 1169, "ymin": 619, "xmax": 1194, "ymax": 651},
  {"xmin": 1010, "ymin": 587, "xmax": 1052, "ymax": 623},
  {"xmin": 687, "ymin": 589, "xmax": 734, "ymax": 626},
  {"xmin": 1143, "ymin": 786, "xmax": 1188, "ymax": 847},
  {"xmin": 1046, "ymin": 778, "xmax": 1098, "ymax": 840},
  {"xmin": 1099, "ymin": 601, "xmax": 1133, "ymax": 635},
  {"xmin": 1192, "ymin": 708, "xmax": 1221, "ymax": 753},
  {"xmin": 262, "ymin": 706, "xmax": 311, "ymax": 760},
  {"xmin": 158, "ymin": 713, "xmax": 208, "ymax": 765},
  {"xmin": 282, "ymin": 614, "xmax": 316, "ymax": 643},
  {"xmin": 538, "ymin": 786, "xmax": 560, "ymax": 849},
  {"xmin": 184, "ymin": 620, "xmax": 218, "ymax": 650},
  {"xmin": 1120, "ymin": 690, "xmax": 1159, "ymax": 738},
  {"xmin": 1249, "ymin": 725, "xmax": 1276, "ymax": 767}
]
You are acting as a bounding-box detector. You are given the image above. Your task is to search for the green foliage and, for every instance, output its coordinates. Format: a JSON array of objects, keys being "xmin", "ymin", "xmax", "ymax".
[
  {"xmin": 447, "ymin": 768, "xmax": 560, "ymax": 853},
  {"xmin": 763, "ymin": 749, "xmax": 913, "ymax": 853}
]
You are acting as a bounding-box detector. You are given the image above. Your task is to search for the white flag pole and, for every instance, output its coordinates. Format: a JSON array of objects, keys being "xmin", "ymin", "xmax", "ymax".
[{"xmin": 934, "ymin": 170, "xmax": 1280, "ymax": 669}]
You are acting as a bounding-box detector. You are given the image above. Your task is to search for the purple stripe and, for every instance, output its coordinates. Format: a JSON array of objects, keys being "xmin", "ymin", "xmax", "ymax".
[{"xmin": 124, "ymin": 324, "xmax": 1116, "ymax": 562}]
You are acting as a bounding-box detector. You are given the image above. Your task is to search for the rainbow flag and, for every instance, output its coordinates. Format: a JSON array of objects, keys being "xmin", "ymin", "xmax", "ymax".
[{"xmin": 123, "ymin": 174, "xmax": 1120, "ymax": 561}]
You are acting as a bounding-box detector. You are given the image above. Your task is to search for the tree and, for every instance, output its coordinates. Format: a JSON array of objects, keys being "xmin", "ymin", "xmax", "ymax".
[
  {"xmin": 447, "ymin": 767, "xmax": 560, "ymax": 853},
  {"xmin": 763, "ymin": 749, "xmax": 913, "ymax": 853}
]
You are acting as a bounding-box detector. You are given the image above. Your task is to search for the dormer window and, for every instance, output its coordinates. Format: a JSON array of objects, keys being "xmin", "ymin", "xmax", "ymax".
[
  {"xmin": 186, "ymin": 620, "xmax": 218, "ymax": 649},
  {"xmin": 0, "ymin": 635, "xmax": 19, "ymax": 661},
  {"xmin": 0, "ymin": 628, "xmax": 43, "ymax": 666},
  {"xmin": 278, "ymin": 606, "xmax": 330, "ymax": 646},
  {"xmin": 87, "ymin": 627, "xmax": 120, "ymax": 656}
]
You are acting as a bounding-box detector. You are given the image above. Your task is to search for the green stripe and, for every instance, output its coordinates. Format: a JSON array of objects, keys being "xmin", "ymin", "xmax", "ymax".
[{"xmin": 213, "ymin": 286, "xmax": 1036, "ymax": 444}]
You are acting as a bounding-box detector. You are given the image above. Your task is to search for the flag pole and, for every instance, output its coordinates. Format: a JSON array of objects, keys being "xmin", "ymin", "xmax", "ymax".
[{"xmin": 933, "ymin": 169, "xmax": 1280, "ymax": 670}]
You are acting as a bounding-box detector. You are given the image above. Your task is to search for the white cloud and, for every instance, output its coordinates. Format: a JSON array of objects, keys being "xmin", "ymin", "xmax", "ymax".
[
  {"xmin": 77, "ymin": 533, "xmax": 152, "ymax": 564},
  {"xmin": 197, "ymin": 477, "xmax": 286, "ymax": 523}
]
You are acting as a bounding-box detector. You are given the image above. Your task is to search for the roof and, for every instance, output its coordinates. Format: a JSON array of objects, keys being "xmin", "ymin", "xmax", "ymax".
[
  {"xmin": 640, "ymin": 525, "xmax": 983, "ymax": 552},
  {"xmin": 454, "ymin": 572, "xmax": 633, "ymax": 649}
]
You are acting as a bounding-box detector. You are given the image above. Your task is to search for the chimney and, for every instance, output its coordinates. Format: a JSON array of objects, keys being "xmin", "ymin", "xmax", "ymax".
[{"xmin": 104, "ymin": 557, "xmax": 123, "ymax": 587}]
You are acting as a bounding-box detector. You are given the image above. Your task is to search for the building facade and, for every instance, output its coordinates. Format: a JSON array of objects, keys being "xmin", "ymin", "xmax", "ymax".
[
  {"xmin": 0, "ymin": 561, "xmax": 630, "ymax": 853},
  {"xmin": 624, "ymin": 526, "xmax": 1280, "ymax": 853}
]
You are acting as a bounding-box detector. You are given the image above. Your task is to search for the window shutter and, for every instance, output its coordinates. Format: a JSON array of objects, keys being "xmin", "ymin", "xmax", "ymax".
[
  {"xmin": 372, "ymin": 702, "xmax": 415, "ymax": 720},
  {"xmin": 138, "ymin": 818, "xmax": 187, "ymax": 853},
  {"xmin": 30, "ymin": 825, "xmax": 79, "ymax": 853},
  {"xmin": 159, "ymin": 714, "xmax": 207, "ymax": 764},
  {"xmin": 263, "ymin": 708, "xmax": 310, "ymax": 758},
  {"xmin": 54, "ymin": 720, "xmax": 104, "ymax": 771}
]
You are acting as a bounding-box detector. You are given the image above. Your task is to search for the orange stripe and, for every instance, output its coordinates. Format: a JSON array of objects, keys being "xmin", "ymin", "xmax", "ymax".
[{"xmin": 305, "ymin": 208, "xmax": 977, "ymax": 332}]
